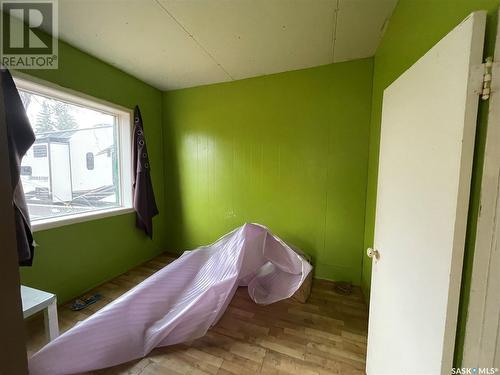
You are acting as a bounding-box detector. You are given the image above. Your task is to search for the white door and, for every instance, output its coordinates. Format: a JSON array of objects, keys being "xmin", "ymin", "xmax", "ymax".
[{"xmin": 366, "ymin": 11, "xmax": 486, "ymax": 375}]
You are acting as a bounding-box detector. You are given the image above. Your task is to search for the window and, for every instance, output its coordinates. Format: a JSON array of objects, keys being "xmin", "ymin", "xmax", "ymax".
[
  {"xmin": 15, "ymin": 76, "xmax": 133, "ymax": 230},
  {"xmin": 33, "ymin": 145, "xmax": 47, "ymax": 158},
  {"xmin": 20, "ymin": 166, "xmax": 32, "ymax": 176},
  {"xmin": 86, "ymin": 152, "xmax": 95, "ymax": 170}
]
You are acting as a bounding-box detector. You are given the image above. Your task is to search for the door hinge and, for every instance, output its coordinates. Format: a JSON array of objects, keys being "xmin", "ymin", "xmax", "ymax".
[{"xmin": 481, "ymin": 56, "xmax": 493, "ymax": 100}]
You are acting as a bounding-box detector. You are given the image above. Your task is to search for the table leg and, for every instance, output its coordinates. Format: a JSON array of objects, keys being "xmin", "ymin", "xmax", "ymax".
[{"xmin": 44, "ymin": 298, "xmax": 59, "ymax": 341}]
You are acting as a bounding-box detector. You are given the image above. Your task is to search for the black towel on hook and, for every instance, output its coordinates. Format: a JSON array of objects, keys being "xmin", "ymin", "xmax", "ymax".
[
  {"xmin": 2, "ymin": 68, "xmax": 36, "ymax": 265},
  {"xmin": 132, "ymin": 105, "xmax": 158, "ymax": 238}
]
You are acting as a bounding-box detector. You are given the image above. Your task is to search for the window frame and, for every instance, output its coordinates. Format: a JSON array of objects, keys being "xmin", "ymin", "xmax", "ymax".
[{"xmin": 13, "ymin": 73, "xmax": 134, "ymax": 232}]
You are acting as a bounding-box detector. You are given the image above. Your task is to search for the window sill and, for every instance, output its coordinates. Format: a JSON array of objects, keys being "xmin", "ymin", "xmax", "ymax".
[{"xmin": 32, "ymin": 207, "xmax": 135, "ymax": 232}]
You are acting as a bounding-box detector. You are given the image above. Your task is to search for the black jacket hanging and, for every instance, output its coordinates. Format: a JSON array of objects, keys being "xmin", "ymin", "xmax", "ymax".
[{"xmin": 2, "ymin": 68, "xmax": 36, "ymax": 265}]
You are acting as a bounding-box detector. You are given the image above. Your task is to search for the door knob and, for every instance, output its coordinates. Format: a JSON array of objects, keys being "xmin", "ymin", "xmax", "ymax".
[{"xmin": 367, "ymin": 248, "xmax": 380, "ymax": 260}]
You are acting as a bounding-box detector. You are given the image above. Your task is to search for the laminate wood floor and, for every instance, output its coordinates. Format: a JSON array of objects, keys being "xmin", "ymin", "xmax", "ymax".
[{"xmin": 25, "ymin": 253, "xmax": 368, "ymax": 374}]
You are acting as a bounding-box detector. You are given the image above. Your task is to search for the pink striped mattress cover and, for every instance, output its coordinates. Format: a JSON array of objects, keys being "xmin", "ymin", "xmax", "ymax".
[{"xmin": 29, "ymin": 223, "xmax": 313, "ymax": 374}]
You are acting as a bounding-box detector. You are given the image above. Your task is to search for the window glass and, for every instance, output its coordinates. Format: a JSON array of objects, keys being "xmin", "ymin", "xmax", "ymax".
[{"xmin": 19, "ymin": 89, "xmax": 121, "ymax": 221}]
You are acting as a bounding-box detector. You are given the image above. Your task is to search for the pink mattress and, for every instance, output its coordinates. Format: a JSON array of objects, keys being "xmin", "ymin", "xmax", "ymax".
[{"xmin": 29, "ymin": 223, "xmax": 313, "ymax": 374}]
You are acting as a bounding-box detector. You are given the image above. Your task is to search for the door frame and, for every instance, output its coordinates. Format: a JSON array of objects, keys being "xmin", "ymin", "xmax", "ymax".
[{"xmin": 463, "ymin": 8, "xmax": 500, "ymax": 367}]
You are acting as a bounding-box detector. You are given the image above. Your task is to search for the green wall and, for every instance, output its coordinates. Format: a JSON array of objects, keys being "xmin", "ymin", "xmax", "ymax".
[
  {"xmin": 361, "ymin": 0, "xmax": 500, "ymax": 365},
  {"xmin": 162, "ymin": 59, "xmax": 373, "ymax": 283},
  {"xmin": 19, "ymin": 39, "xmax": 167, "ymax": 304}
]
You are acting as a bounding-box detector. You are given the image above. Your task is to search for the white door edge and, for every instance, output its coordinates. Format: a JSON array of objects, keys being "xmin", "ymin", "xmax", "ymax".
[{"xmin": 441, "ymin": 10, "xmax": 487, "ymax": 370}]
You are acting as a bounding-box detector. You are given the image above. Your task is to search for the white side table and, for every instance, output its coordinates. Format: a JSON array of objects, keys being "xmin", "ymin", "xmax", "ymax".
[{"xmin": 21, "ymin": 285, "xmax": 59, "ymax": 341}]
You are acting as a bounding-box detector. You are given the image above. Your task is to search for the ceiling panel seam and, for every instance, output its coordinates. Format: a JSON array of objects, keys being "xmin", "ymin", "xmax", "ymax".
[
  {"xmin": 153, "ymin": 0, "xmax": 235, "ymax": 81},
  {"xmin": 331, "ymin": 0, "xmax": 340, "ymax": 62}
]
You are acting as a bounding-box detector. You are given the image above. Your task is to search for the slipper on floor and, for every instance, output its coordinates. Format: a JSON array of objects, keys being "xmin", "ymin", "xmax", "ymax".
[{"xmin": 70, "ymin": 293, "xmax": 102, "ymax": 311}]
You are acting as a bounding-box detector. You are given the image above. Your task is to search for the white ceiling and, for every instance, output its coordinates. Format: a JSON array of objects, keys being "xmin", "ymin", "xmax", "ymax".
[{"xmin": 57, "ymin": 0, "xmax": 397, "ymax": 91}]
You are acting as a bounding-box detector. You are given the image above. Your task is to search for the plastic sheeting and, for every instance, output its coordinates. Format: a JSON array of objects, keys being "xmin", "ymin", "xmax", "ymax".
[{"xmin": 29, "ymin": 223, "xmax": 313, "ymax": 375}]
